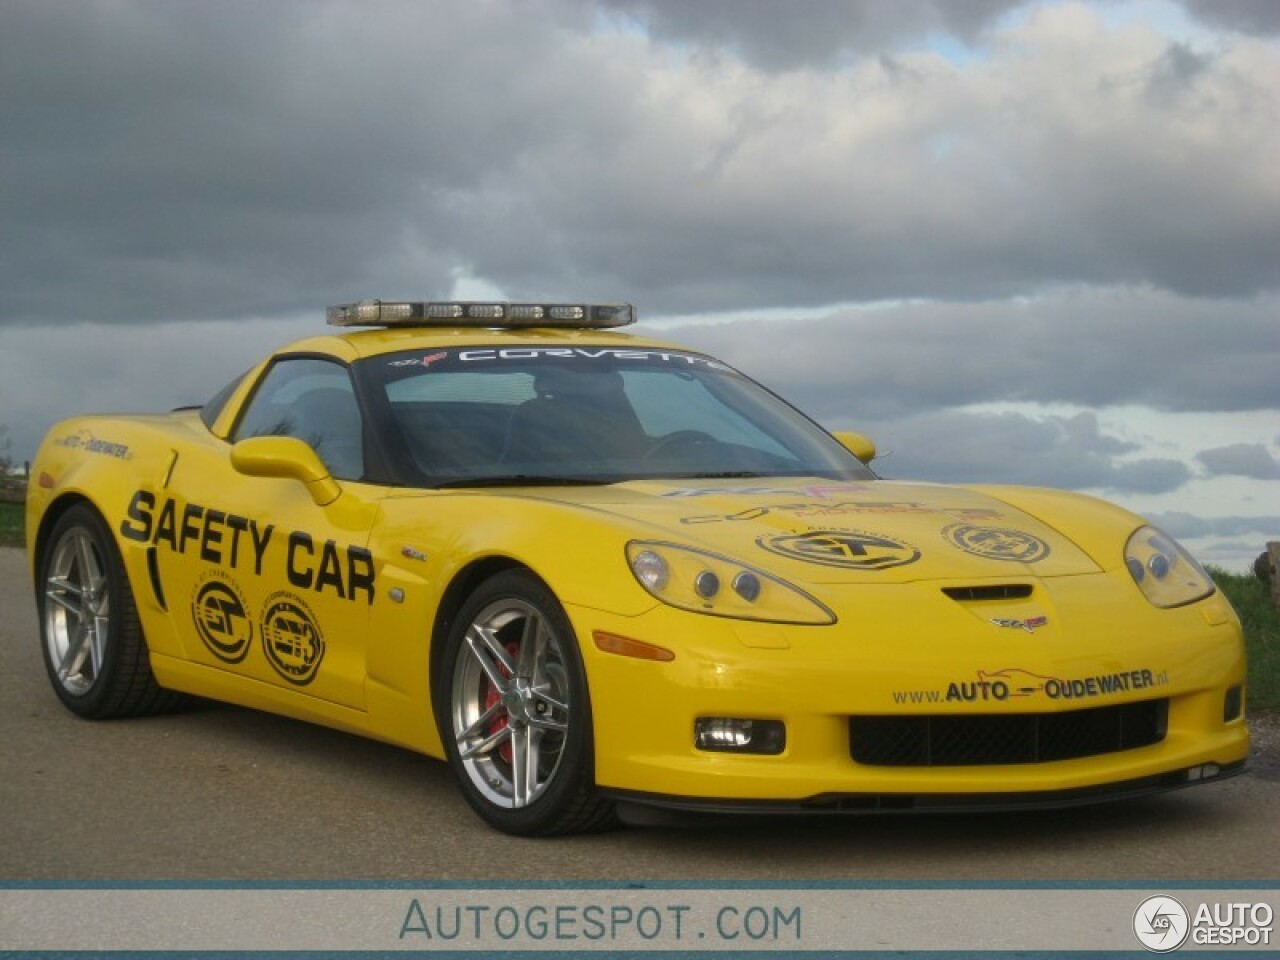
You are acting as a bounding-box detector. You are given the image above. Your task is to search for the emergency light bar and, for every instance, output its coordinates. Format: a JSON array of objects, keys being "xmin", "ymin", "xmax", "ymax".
[{"xmin": 327, "ymin": 300, "xmax": 636, "ymax": 328}]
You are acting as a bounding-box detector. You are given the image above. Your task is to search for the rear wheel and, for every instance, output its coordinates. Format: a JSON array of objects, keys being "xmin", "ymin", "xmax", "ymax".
[
  {"xmin": 39, "ymin": 504, "xmax": 182, "ymax": 718},
  {"xmin": 437, "ymin": 570, "xmax": 614, "ymax": 835}
]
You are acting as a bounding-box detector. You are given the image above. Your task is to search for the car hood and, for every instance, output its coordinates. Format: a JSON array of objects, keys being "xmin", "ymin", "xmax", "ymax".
[{"xmin": 494, "ymin": 477, "xmax": 1104, "ymax": 584}]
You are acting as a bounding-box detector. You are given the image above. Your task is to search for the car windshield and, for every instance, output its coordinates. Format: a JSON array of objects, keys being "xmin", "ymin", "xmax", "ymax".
[{"xmin": 358, "ymin": 345, "xmax": 874, "ymax": 487}]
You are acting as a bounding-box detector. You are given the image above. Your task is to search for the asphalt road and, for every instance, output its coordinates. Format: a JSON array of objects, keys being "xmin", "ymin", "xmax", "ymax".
[{"xmin": 3, "ymin": 545, "xmax": 1277, "ymax": 882}]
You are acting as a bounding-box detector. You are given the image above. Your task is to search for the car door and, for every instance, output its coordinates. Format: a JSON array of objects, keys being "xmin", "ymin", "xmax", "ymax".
[{"xmin": 157, "ymin": 355, "xmax": 381, "ymax": 710}]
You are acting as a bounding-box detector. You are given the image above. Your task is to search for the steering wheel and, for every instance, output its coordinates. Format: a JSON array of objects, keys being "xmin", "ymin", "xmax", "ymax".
[{"xmin": 644, "ymin": 429, "xmax": 715, "ymax": 460}]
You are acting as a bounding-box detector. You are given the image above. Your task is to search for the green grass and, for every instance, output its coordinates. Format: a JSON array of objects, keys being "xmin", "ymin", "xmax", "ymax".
[
  {"xmin": 0, "ymin": 500, "xmax": 22, "ymax": 548},
  {"xmin": 1210, "ymin": 566, "xmax": 1280, "ymax": 713}
]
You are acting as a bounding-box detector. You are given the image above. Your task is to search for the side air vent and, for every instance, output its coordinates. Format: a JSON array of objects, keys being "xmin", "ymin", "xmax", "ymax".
[
  {"xmin": 146, "ymin": 546, "xmax": 167, "ymax": 611},
  {"xmin": 942, "ymin": 584, "xmax": 1033, "ymax": 602}
]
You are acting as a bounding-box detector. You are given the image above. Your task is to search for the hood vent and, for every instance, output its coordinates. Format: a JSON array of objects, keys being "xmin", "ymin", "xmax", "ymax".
[{"xmin": 942, "ymin": 584, "xmax": 1033, "ymax": 602}]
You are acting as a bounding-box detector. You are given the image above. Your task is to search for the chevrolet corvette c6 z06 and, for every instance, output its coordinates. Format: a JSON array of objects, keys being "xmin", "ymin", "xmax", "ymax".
[{"xmin": 27, "ymin": 300, "xmax": 1248, "ymax": 835}]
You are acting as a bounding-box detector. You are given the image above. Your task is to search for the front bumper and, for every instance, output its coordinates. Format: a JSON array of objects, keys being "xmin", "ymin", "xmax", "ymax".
[
  {"xmin": 608, "ymin": 758, "xmax": 1250, "ymax": 822},
  {"xmin": 568, "ymin": 572, "xmax": 1251, "ymax": 806}
]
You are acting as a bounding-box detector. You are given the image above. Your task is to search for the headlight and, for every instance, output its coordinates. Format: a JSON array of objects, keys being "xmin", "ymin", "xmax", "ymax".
[
  {"xmin": 626, "ymin": 541, "xmax": 835, "ymax": 625},
  {"xmin": 1124, "ymin": 525, "xmax": 1214, "ymax": 608}
]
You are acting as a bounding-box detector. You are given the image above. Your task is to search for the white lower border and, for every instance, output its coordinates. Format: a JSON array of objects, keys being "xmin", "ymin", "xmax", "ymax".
[{"xmin": 0, "ymin": 887, "xmax": 1276, "ymax": 953}]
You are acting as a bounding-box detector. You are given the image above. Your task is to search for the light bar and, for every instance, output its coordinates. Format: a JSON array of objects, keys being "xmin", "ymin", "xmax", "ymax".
[{"xmin": 326, "ymin": 300, "xmax": 635, "ymax": 329}]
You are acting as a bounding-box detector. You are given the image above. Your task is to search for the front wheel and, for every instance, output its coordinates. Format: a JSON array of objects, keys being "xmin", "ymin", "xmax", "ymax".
[
  {"xmin": 39, "ymin": 503, "xmax": 182, "ymax": 718},
  {"xmin": 437, "ymin": 570, "xmax": 614, "ymax": 835}
]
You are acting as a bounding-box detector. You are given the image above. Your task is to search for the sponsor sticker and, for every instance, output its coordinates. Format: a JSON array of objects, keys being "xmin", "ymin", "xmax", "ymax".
[
  {"xmin": 682, "ymin": 501, "xmax": 1004, "ymax": 525},
  {"xmin": 56, "ymin": 430, "xmax": 130, "ymax": 459},
  {"xmin": 388, "ymin": 351, "xmax": 448, "ymax": 368},
  {"xmin": 662, "ymin": 482, "xmax": 873, "ymax": 499},
  {"xmin": 892, "ymin": 666, "xmax": 1169, "ymax": 705},
  {"xmin": 943, "ymin": 523, "xmax": 1051, "ymax": 563},
  {"xmin": 261, "ymin": 592, "xmax": 325, "ymax": 685},
  {"xmin": 757, "ymin": 529, "xmax": 921, "ymax": 571},
  {"xmin": 191, "ymin": 572, "xmax": 253, "ymax": 664}
]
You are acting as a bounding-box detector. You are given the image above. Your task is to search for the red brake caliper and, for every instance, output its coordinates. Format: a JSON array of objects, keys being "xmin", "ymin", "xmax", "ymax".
[{"xmin": 484, "ymin": 641, "xmax": 520, "ymax": 764}]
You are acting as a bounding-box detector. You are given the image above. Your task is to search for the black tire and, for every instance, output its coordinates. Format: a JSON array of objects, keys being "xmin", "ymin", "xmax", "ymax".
[
  {"xmin": 435, "ymin": 569, "xmax": 615, "ymax": 836},
  {"xmin": 37, "ymin": 503, "xmax": 184, "ymax": 719}
]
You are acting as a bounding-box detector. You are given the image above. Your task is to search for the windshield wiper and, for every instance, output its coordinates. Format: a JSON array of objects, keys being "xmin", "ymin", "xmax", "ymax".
[{"xmin": 432, "ymin": 475, "xmax": 615, "ymax": 489}]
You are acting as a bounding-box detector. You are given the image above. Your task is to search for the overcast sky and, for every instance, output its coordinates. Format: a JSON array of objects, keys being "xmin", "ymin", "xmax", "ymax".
[{"xmin": 0, "ymin": 0, "xmax": 1276, "ymax": 570}]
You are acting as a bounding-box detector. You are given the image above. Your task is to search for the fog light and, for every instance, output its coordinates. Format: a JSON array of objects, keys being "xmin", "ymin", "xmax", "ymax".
[
  {"xmin": 694, "ymin": 718, "xmax": 786, "ymax": 755},
  {"xmin": 1224, "ymin": 684, "xmax": 1243, "ymax": 722}
]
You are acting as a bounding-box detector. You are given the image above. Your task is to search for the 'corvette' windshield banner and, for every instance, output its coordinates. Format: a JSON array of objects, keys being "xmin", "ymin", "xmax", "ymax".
[{"xmin": 384, "ymin": 345, "xmax": 736, "ymax": 371}]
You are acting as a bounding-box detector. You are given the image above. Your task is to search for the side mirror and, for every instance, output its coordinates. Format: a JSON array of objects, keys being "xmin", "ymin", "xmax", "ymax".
[
  {"xmin": 230, "ymin": 436, "xmax": 341, "ymax": 506},
  {"xmin": 833, "ymin": 431, "xmax": 877, "ymax": 465}
]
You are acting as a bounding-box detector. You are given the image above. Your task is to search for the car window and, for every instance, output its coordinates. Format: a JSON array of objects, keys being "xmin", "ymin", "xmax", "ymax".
[
  {"xmin": 387, "ymin": 371, "xmax": 535, "ymax": 405},
  {"xmin": 234, "ymin": 357, "xmax": 364, "ymax": 480},
  {"xmin": 364, "ymin": 346, "xmax": 871, "ymax": 486},
  {"xmin": 621, "ymin": 369, "xmax": 792, "ymax": 460},
  {"xmin": 200, "ymin": 371, "xmax": 247, "ymax": 430}
]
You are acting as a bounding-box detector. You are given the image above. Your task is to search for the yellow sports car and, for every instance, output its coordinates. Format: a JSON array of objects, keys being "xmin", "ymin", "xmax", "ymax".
[{"xmin": 27, "ymin": 301, "xmax": 1248, "ymax": 835}]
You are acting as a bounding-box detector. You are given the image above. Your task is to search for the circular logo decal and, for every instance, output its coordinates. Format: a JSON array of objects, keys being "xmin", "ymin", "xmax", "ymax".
[
  {"xmin": 191, "ymin": 576, "xmax": 252, "ymax": 663},
  {"xmin": 943, "ymin": 524, "xmax": 1051, "ymax": 563},
  {"xmin": 261, "ymin": 593, "xmax": 324, "ymax": 686},
  {"xmin": 1132, "ymin": 895, "xmax": 1190, "ymax": 953},
  {"xmin": 758, "ymin": 530, "xmax": 921, "ymax": 571}
]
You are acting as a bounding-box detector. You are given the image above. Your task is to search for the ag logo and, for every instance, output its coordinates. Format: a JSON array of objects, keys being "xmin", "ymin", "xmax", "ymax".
[
  {"xmin": 758, "ymin": 530, "xmax": 921, "ymax": 570},
  {"xmin": 944, "ymin": 523, "xmax": 1051, "ymax": 563},
  {"xmin": 261, "ymin": 592, "xmax": 324, "ymax": 685},
  {"xmin": 1133, "ymin": 895, "xmax": 1190, "ymax": 953},
  {"xmin": 191, "ymin": 575, "xmax": 252, "ymax": 663}
]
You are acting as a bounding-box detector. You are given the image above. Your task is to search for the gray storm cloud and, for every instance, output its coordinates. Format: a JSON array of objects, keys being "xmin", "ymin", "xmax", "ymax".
[
  {"xmin": 858, "ymin": 409, "xmax": 1193, "ymax": 494},
  {"xmin": 1196, "ymin": 444, "xmax": 1280, "ymax": 481},
  {"xmin": 1, "ymin": 2, "xmax": 1276, "ymax": 324},
  {"xmin": 604, "ymin": 0, "xmax": 1280, "ymax": 67},
  {"xmin": 1149, "ymin": 512, "xmax": 1280, "ymax": 540},
  {"xmin": 0, "ymin": 0, "xmax": 1276, "ymax": 568},
  {"xmin": 598, "ymin": 0, "xmax": 1028, "ymax": 70},
  {"xmin": 662, "ymin": 289, "xmax": 1280, "ymax": 421}
]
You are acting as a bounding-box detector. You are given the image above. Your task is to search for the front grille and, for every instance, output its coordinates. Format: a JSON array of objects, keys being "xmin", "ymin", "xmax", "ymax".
[{"xmin": 850, "ymin": 699, "xmax": 1168, "ymax": 766}]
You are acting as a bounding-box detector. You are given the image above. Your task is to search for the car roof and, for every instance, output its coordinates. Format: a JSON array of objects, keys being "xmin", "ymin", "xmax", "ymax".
[
  {"xmin": 206, "ymin": 325, "xmax": 712, "ymax": 441},
  {"xmin": 272, "ymin": 325, "xmax": 694, "ymax": 363}
]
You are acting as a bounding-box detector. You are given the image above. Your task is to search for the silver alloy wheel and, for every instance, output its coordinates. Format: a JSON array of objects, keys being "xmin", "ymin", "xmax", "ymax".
[
  {"xmin": 451, "ymin": 597, "xmax": 571, "ymax": 809},
  {"xmin": 43, "ymin": 526, "xmax": 111, "ymax": 697}
]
